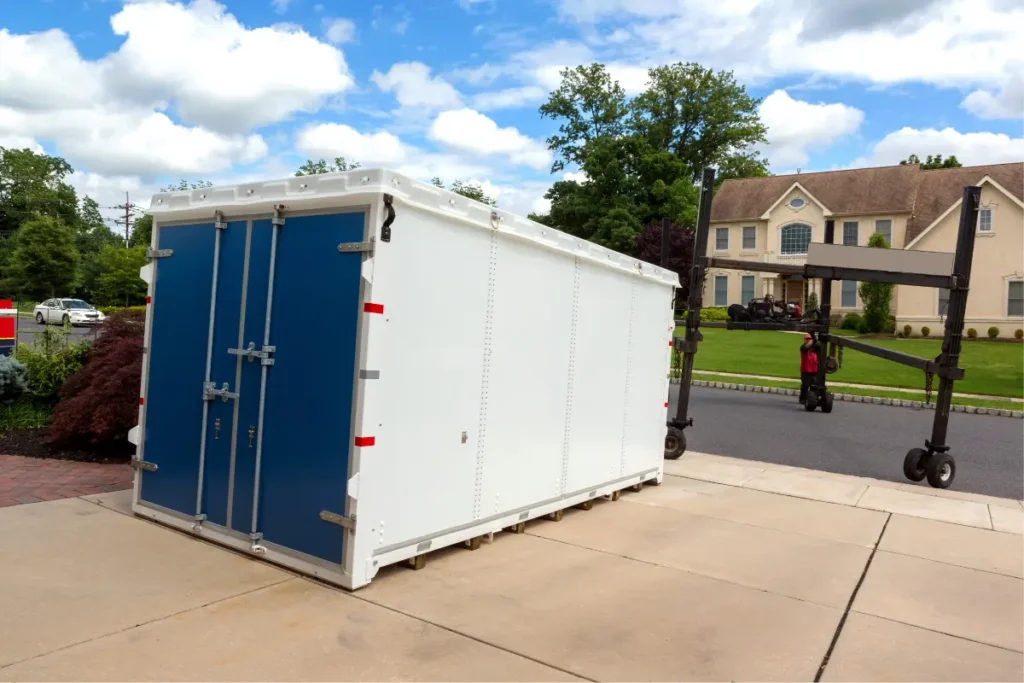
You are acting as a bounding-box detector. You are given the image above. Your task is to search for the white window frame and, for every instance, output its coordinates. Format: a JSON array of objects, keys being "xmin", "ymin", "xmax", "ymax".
[
  {"xmin": 741, "ymin": 226, "xmax": 756, "ymax": 251},
  {"xmin": 779, "ymin": 222, "xmax": 813, "ymax": 257},
  {"xmin": 714, "ymin": 275, "xmax": 729, "ymax": 306},
  {"xmin": 842, "ymin": 220, "xmax": 858, "ymax": 246},
  {"xmin": 715, "ymin": 227, "xmax": 729, "ymax": 251},
  {"xmin": 740, "ymin": 274, "xmax": 755, "ymax": 303},
  {"xmin": 874, "ymin": 218, "xmax": 893, "ymax": 247},
  {"xmin": 841, "ymin": 280, "xmax": 857, "ymax": 308},
  {"xmin": 977, "ymin": 207, "xmax": 994, "ymax": 235},
  {"xmin": 1008, "ymin": 279, "xmax": 1024, "ymax": 318}
]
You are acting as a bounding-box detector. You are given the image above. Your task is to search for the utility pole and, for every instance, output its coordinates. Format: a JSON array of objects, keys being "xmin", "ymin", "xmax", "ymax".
[{"xmin": 113, "ymin": 192, "xmax": 142, "ymax": 247}]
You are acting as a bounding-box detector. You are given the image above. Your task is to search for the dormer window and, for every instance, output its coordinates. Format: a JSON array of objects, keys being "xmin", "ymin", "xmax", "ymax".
[{"xmin": 789, "ymin": 197, "xmax": 805, "ymax": 209}]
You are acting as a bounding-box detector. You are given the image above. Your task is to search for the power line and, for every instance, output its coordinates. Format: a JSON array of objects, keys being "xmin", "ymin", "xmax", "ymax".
[{"xmin": 112, "ymin": 192, "xmax": 143, "ymax": 247}]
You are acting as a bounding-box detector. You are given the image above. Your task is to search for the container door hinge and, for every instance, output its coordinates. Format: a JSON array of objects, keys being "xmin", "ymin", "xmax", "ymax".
[
  {"xmin": 272, "ymin": 204, "xmax": 285, "ymax": 227},
  {"xmin": 338, "ymin": 236, "xmax": 375, "ymax": 255},
  {"xmin": 320, "ymin": 510, "xmax": 356, "ymax": 530},
  {"xmin": 227, "ymin": 342, "xmax": 276, "ymax": 366},
  {"xmin": 381, "ymin": 194, "xmax": 395, "ymax": 243},
  {"xmin": 131, "ymin": 457, "xmax": 158, "ymax": 472},
  {"xmin": 214, "ymin": 211, "xmax": 226, "ymax": 230},
  {"xmin": 203, "ymin": 381, "xmax": 238, "ymax": 402},
  {"xmin": 145, "ymin": 248, "xmax": 173, "ymax": 259}
]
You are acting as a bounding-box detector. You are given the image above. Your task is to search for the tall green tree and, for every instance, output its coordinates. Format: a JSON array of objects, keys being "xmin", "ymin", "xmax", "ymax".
[
  {"xmin": 430, "ymin": 177, "xmax": 497, "ymax": 205},
  {"xmin": 75, "ymin": 196, "xmax": 123, "ymax": 300},
  {"xmin": 539, "ymin": 64, "xmax": 629, "ymax": 173},
  {"xmin": 128, "ymin": 214, "xmax": 153, "ymax": 249},
  {"xmin": 0, "ymin": 147, "xmax": 80, "ymax": 236},
  {"xmin": 2, "ymin": 215, "xmax": 80, "ymax": 299},
  {"xmin": 295, "ymin": 157, "xmax": 360, "ymax": 176},
  {"xmin": 900, "ymin": 154, "xmax": 962, "ymax": 169},
  {"xmin": 859, "ymin": 232, "xmax": 894, "ymax": 333},
  {"xmin": 93, "ymin": 245, "xmax": 148, "ymax": 307}
]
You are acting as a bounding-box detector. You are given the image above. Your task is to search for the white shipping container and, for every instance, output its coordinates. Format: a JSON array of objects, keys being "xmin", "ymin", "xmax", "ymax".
[{"xmin": 132, "ymin": 169, "xmax": 677, "ymax": 589}]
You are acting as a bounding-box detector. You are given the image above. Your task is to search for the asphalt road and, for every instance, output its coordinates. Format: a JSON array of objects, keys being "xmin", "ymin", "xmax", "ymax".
[
  {"xmin": 14, "ymin": 317, "xmax": 99, "ymax": 347},
  {"xmin": 670, "ymin": 384, "xmax": 1024, "ymax": 500}
]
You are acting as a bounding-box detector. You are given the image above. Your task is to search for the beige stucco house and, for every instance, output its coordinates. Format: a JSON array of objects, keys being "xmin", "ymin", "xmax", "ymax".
[{"xmin": 705, "ymin": 162, "xmax": 1024, "ymax": 337}]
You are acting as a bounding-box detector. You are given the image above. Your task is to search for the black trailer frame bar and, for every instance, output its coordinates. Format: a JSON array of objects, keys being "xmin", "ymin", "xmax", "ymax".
[{"xmin": 665, "ymin": 169, "xmax": 982, "ymax": 489}]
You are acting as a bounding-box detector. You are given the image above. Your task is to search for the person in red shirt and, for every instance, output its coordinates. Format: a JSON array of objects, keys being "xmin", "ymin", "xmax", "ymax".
[{"xmin": 799, "ymin": 333, "xmax": 819, "ymax": 404}]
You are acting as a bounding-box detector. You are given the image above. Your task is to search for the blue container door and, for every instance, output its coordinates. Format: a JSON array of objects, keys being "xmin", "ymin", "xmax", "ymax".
[{"xmin": 238, "ymin": 211, "xmax": 366, "ymax": 564}]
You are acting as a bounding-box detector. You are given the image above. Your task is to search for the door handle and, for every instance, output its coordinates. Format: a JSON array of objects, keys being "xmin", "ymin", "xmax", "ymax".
[
  {"xmin": 214, "ymin": 418, "xmax": 221, "ymax": 440},
  {"xmin": 248, "ymin": 425, "xmax": 255, "ymax": 448}
]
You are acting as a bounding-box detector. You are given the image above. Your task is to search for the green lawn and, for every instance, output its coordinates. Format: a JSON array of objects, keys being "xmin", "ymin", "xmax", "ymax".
[
  {"xmin": 693, "ymin": 372, "xmax": 1022, "ymax": 412},
  {"xmin": 677, "ymin": 327, "xmax": 1024, "ymax": 399}
]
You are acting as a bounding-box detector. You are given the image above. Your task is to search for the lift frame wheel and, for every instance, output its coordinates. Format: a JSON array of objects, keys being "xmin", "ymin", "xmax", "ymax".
[
  {"xmin": 665, "ymin": 427, "xmax": 686, "ymax": 460},
  {"xmin": 926, "ymin": 452, "xmax": 956, "ymax": 489},
  {"xmin": 903, "ymin": 448, "xmax": 928, "ymax": 482},
  {"xmin": 820, "ymin": 391, "xmax": 834, "ymax": 413},
  {"xmin": 803, "ymin": 390, "xmax": 818, "ymax": 412}
]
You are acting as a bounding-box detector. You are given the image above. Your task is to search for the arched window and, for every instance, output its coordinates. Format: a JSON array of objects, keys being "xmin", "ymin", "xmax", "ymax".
[{"xmin": 780, "ymin": 223, "xmax": 812, "ymax": 255}]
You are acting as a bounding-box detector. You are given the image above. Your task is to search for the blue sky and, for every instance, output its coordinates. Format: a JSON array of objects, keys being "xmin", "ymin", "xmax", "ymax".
[{"xmin": 1, "ymin": 0, "xmax": 1022, "ymax": 216}]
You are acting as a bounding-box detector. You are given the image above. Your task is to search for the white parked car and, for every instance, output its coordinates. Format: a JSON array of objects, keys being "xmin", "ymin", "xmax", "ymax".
[{"xmin": 34, "ymin": 299, "xmax": 106, "ymax": 326}]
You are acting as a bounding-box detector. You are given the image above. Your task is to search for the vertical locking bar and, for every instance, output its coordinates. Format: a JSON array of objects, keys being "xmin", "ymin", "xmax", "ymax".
[
  {"xmin": 250, "ymin": 205, "xmax": 283, "ymax": 539},
  {"xmin": 194, "ymin": 211, "xmax": 226, "ymax": 523}
]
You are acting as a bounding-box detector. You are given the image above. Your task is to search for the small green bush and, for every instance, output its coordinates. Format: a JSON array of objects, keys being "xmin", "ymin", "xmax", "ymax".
[
  {"xmin": 884, "ymin": 315, "xmax": 896, "ymax": 334},
  {"xmin": 700, "ymin": 307, "xmax": 730, "ymax": 322},
  {"xmin": 98, "ymin": 305, "xmax": 147, "ymax": 316},
  {"xmin": 902, "ymin": 324, "xmax": 912, "ymax": 337},
  {"xmin": 987, "ymin": 326, "xmax": 999, "ymax": 339},
  {"xmin": 830, "ymin": 313, "xmax": 844, "ymax": 327},
  {"xmin": 16, "ymin": 326, "xmax": 91, "ymax": 405},
  {"xmin": 805, "ymin": 292, "xmax": 818, "ymax": 312},
  {"xmin": 0, "ymin": 356, "xmax": 29, "ymax": 404},
  {"xmin": 1016, "ymin": 329, "xmax": 1023, "ymax": 340},
  {"xmin": 921, "ymin": 326, "xmax": 931, "ymax": 337},
  {"xmin": 0, "ymin": 400, "xmax": 51, "ymax": 433},
  {"xmin": 841, "ymin": 312, "xmax": 865, "ymax": 331},
  {"xmin": 967, "ymin": 328, "xmax": 977, "ymax": 339}
]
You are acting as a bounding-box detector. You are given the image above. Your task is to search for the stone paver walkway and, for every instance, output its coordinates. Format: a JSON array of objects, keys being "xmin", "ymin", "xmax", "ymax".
[{"xmin": 0, "ymin": 454, "xmax": 132, "ymax": 508}]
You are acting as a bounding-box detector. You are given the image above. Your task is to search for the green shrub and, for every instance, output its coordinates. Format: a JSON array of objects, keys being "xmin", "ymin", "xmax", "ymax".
[
  {"xmin": 16, "ymin": 326, "xmax": 91, "ymax": 405},
  {"xmin": 98, "ymin": 305, "xmax": 147, "ymax": 316},
  {"xmin": 921, "ymin": 326, "xmax": 931, "ymax": 337},
  {"xmin": 967, "ymin": 328, "xmax": 977, "ymax": 339},
  {"xmin": 700, "ymin": 307, "xmax": 730, "ymax": 322},
  {"xmin": 830, "ymin": 313, "xmax": 844, "ymax": 327},
  {"xmin": 883, "ymin": 315, "xmax": 896, "ymax": 334},
  {"xmin": 987, "ymin": 326, "xmax": 999, "ymax": 339},
  {"xmin": 0, "ymin": 356, "xmax": 29, "ymax": 404},
  {"xmin": 805, "ymin": 292, "xmax": 818, "ymax": 312},
  {"xmin": 902, "ymin": 324, "xmax": 912, "ymax": 337},
  {"xmin": 1016, "ymin": 329, "xmax": 1023, "ymax": 340},
  {"xmin": 0, "ymin": 400, "xmax": 51, "ymax": 433},
  {"xmin": 841, "ymin": 312, "xmax": 865, "ymax": 331}
]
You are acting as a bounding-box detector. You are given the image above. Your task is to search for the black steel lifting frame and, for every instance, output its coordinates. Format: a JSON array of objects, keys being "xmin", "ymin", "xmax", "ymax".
[{"xmin": 665, "ymin": 167, "xmax": 981, "ymax": 490}]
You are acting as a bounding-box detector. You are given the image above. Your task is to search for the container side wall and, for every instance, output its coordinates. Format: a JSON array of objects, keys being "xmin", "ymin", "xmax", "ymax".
[
  {"xmin": 354, "ymin": 204, "xmax": 491, "ymax": 551},
  {"xmin": 477, "ymin": 234, "xmax": 575, "ymax": 517},
  {"xmin": 565, "ymin": 261, "xmax": 633, "ymax": 490}
]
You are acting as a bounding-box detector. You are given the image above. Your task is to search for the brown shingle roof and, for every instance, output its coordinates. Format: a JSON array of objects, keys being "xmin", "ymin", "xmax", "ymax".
[
  {"xmin": 907, "ymin": 163, "xmax": 1023, "ymax": 243},
  {"xmin": 711, "ymin": 162, "xmax": 1024, "ymax": 244}
]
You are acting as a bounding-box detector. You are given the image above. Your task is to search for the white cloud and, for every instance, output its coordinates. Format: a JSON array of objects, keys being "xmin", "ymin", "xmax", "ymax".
[
  {"xmin": 295, "ymin": 122, "xmax": 491, "ymax": 181},
  {"xmin": 271, "ymin": 0, "xmax": 292, "ymax": 14},
  {"xmin": 323, "ymin": 17, "xmax": 356, "ymax": 44},
  {"xmin": 562, "ymin": 171, "xmax": 588, "ymax": 183},
  {"xmin": 106, "ymin": 0, "xmax": 354, "ymax": 133},
  {"xmin": 472, "ymin": 86, "xmax": 546, "ymax": 111},
  {"xmin": 858, "ymin": 127, "xmax": 1024, "ymax": 167},
  {"xmin": 758, "ymin": 90, "xmax": 864, "ymax": 168},
  {"xmin": 0, "ymin": 29, "xmax": 105, "ymax": 111},
  {"xmin": 428, "ymin": 109, "xmax": 552, "ymax": 170},
  {"xmin": 961, "ymin": 69, "xmax": 1024, "ymax": 120},
  {"xmin": 457, "ymin": 0, "xmax": 494, "ymax": 10},
  {"xmin": 371, "ymin": 62, "xmax": 463, "ymax": 111},
  {"xmin": 0, "ymin": 134, "xmax": 44, "ymax": 154},
  {"xmin": 0, "ymin": 105, "xmax": 267, "ymax": 176}
]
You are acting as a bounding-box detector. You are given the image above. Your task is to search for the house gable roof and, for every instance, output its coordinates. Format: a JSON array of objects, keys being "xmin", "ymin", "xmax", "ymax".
[
  {"xmin": 711, "ymin": 162, "xmax": 1024, "ymax": 243},
  {"xmin": 757, "ymin": 182, "xmax": 831, "ymax": 218},
  {"xmin": 905, "ymin": 173, "xmax": 1024, "ymax": 249}
]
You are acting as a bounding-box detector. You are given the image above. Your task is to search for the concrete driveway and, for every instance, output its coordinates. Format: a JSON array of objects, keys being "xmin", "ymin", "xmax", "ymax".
[{"xmin": 1, "ymin": 455, "xmax": 1021, "ymax": 681}]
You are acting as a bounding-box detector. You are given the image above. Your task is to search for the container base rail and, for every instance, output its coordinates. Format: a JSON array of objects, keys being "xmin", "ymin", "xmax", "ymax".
[{"xmin": 664, "ymin": 167, "xmax": 981, "ymax": 490}]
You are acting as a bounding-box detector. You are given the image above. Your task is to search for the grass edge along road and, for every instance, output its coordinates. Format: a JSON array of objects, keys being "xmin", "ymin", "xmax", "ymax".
[
  {"xmin": 677, "ymin": 327, "xmax": 1023, "ymax": 400},
  {"xmin": 688, "ymin": 371, "xmax": 1021, "ymax": 412}
]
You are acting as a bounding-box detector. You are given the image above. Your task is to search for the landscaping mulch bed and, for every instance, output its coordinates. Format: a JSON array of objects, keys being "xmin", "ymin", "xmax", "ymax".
[{"xmin": 0, "ymin": 428, "xmax": 132, "ymax": 464}]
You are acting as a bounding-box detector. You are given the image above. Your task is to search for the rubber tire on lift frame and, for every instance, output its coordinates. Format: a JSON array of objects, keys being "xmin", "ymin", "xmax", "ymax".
[
  {"xmin": 820, "ymin": 391, "xmax": 834, "ymax": 414},
  {"xmin": 926, "ymin": 452, "xmax": 956, "ymax": 489},
  {"xmin": 665, "ymin": 427, "xmax": 686, "ymax": 460},
  {"xmin": 903, "ymin": 448, "xmax": 928, "ymax": 482},
  {"xmin": 803, "ymin": 390, "xmax": 818, "ymax": 412}
]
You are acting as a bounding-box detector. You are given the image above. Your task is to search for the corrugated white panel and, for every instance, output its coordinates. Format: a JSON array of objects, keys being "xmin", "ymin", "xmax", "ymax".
[
  {"xmin": 565, "ymin": 260, "xmax": 634, "ymax": 492},
  {"xmin": 353, "ymin": 203, "xmax": 491, "ymax": 551},
  {"xmin": 477, "ymin": 234, "xmax": 576, "ymax": 517},
  {"xmin": 622, "ymin": 277, "xmax": 674, "ymax": 477}
]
